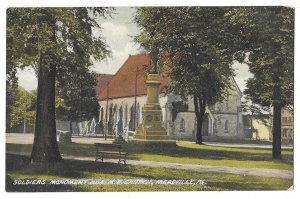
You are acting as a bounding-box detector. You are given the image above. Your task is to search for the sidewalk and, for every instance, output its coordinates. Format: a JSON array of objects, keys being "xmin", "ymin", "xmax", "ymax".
[
  {"xmin": 202, "ymin": 142, "xmax": 293, "ymax": 150},
  {"xmin": 5, "ymin": 133, "xmax": 114, "ymax": 145},
  {"xmin": 6, "ymin": 151, "xmax": 293, "ymax": 180}
]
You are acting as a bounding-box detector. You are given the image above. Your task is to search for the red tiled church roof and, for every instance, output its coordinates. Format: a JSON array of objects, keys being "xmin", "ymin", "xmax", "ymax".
[
  {"xmin": 95, "ymin": 74, "xmax": 114, "ymax": 96},
  {"xmin": 98, "ymin": 54, "xmax": 170, "ymax": 100}
]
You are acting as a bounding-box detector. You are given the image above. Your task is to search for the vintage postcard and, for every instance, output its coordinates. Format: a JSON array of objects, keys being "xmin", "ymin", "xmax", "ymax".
[{"xmin": 4, "ymin": 3, "xmax": 295, "ymax": 197}]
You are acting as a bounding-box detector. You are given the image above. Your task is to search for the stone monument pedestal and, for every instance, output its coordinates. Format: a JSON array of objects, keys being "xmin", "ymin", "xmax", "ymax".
[{"xmin": 134, "ymin": 74, "xmax": 169, "ymax": 140}]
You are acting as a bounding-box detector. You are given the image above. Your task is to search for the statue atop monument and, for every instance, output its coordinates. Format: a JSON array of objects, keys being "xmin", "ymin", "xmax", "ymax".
[{"xmin": 150, "ymin": 46, "xmax": 160, "ymax": 74}]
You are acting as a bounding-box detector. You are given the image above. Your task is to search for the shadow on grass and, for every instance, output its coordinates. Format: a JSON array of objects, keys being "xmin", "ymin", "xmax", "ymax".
[
  {"xmin": 6, "ymin": 154, "xmax": 132, "ymax": 176},
  {"xmin": 6, "ymin": 153, "xmax": 293, "ymax": 192},
  {"xmin": 6, "ymin": 142, "xmax": 293, "ymax": 166},
  {"xmin": 6, "ymin": 153, "xmax": 160, "ymax": 192}
]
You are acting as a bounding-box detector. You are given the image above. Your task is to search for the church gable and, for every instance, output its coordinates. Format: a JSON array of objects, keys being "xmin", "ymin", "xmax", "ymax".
[
  {"xmin": 211, "ymin": 76, "xmax": 242, "ymax": 114},
  {"xmin": 229, "ymin": 76, "xmax": 243, "ymax": 97}
]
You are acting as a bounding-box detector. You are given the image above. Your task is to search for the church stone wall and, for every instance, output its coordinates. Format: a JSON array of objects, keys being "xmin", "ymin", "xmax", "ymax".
[
  {"xmin": 98, "ymin": 79, "xmax": 244, "ymax": 140},
  {"xmin": 213, "ymin": 114, "xmax": 239, "ymax": 137},
  {"xmin": 169, "ymin": 78, "xmax": 244, "ymax": 140},
  {"xmin": 98, "ymin": 94, "xmax": 169, "ymax": 135},
  {"xmin": 172, "ymin": 112, "xmax": 195, "ymax": 139}
]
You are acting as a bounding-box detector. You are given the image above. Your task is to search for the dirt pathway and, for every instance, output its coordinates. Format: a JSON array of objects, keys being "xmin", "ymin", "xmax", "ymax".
[{"xmin": 6, "ymin": 151, "xmax": 293, "ymax": 180}]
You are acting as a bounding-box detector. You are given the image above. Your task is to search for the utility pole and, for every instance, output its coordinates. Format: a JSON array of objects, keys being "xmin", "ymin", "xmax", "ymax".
[
  {"xmin": 133, "ymin": 66, "xmax": 138, "ymax": 131},
  {"xmin": 105, "ymin": 82, "xmax": 109, "ymax": 140},
  {"xmin": 134, "ymin": 64, "xmax": 147, "ymax": 130}
]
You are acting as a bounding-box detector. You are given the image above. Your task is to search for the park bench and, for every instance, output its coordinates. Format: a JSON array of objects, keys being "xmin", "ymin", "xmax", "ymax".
[{"xmin": 94, "ymin": 143, "xmax": 128, "ymax": 165}]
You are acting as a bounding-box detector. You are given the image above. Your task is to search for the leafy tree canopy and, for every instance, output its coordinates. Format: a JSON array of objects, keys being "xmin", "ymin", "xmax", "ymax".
[
  {"xmin": 56, "ymin": 68, "xmax": 100, "ymax": 123},
  {"xmin": 7, "ymin": 86, "xmax": 36, "ymax": 129},
  {"xmin": 6, "ymin": 7, "xmax": 113, "ymax": 162},
  {"xmin": 226, "ymin": 7, "xmax": 294, "ymax": 107},
  {"xmin": 7, "ymin": 7, "xmax": 112, "ymax": 71},
  {"xmin": 135, "ymin": 7, "xmax": 241, "ymax": 104},
  {"xmin": 7, "ymin": 7, "xmax": 112, "ymax": 124},
  {"xmin": 226, "ymin": 7, "xmax": 294, "ymax": 159},
  {"xmin": 134, "ymin": 7, "xmax": 241, "ymax": 143}
]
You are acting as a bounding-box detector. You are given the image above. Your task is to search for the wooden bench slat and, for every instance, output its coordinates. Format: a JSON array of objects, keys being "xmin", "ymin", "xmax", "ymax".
[{"xmin": 100, "ymin": 152, "xmax": 128, "ymax": 155}]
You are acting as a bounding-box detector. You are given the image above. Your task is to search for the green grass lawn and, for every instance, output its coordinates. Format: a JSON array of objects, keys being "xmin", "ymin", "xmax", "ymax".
[
  {"xmin": 6, "ymin": 141, "xmax": 293, "ymax": 170},
  {"xmin": 6, "ymin": 154, "xmax": 292, "ymax": 191}
]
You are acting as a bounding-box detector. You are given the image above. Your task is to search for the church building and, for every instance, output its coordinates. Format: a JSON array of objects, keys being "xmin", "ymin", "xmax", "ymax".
[{"xmin": 96, "ymin": 54, "xmax": 244, "ymax": 140}]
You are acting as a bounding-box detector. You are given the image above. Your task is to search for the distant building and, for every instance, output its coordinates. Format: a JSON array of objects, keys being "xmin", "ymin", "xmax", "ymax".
[
  {"xmin": 243, "ymin": 106, "xmax": 293, "ymax": 143},
  {"xmin": 96, "ymin": 54, "xmax": 245, "ymax": 141},
  {"xmin": 268, "ymin": 106, "xmax": 294, "ymax": 142},
  {"xmin": 280, "ymin": 106, "xmax": 294, "ymax": 142},
  {"xmin": 243, "ymin": 114, "xmax": 272, "ymax": 140}
]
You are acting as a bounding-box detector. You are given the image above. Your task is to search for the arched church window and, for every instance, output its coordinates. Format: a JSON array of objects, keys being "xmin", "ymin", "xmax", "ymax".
[
  {"xmin": 225, "ymin": 120, "xmax": 229, "ymax": 132},
  {"xmin": 180, "ymin": 118, "xmax": 185, "ymax": 132},
  {"xmin": 100, "ymin": 108, "xmax": 104, "ymax": 122},
  {"xmin": 108, "ymin": 104, "xmax": 113, "ymax": 122},
  {"xmin": 117, "ymin": 106, "xmax": 123, "ymax": 135},
  {"xmin": 119, "ymin": 106, "xmax": 123, "ymax": 122},
  {"xmin": 136, "ymin": 103, "xmax": 140, "ymax": 128},
  {"xmin": 125, "ymin": 105, "xmax": 128, "ymax": 128},
  {"xmin": 129, "ymin": 105, "xmax": 135, "ymax": 131},
  {"xmin": 114, "ymin": 105, "xmax": 118, "ymax": 125}
]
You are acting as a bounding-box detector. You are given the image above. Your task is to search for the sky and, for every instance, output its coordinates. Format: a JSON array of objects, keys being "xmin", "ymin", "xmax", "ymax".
[{"xmin": 16, "ymin": 7, "xmax": 252, "ymax": 93}]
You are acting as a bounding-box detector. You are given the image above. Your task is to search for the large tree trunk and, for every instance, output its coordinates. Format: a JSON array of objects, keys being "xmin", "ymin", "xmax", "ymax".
[
  {"xmin": 272, "ymin": 64, "xmax": 282, "ymax": 159},
  {"xmin": 272, "ymin": 103, "xmax": 282, "ymax": 159},
  {"xmin": 30, "ymin": 11, "xmax": 62, "ymax": 163},
  {"xmin": 194, "ymin": 95, "xmax": 206, "ymax": 144},
  {"xmin": 30, "ymin": 57, "xmax": 62, "ymax": 163}
]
